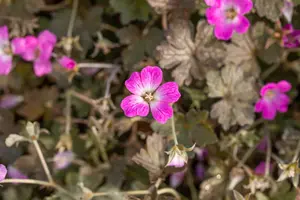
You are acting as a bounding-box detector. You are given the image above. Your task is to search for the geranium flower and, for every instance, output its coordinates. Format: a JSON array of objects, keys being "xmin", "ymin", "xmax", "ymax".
[
  {"xmin": 58, "ymin": 56, "xmax": 77, "ymax": 70},
  {"xmin": 170, "ymin": 170, "xmax": 185, "ymax": 188},
  {"xmin": 53, "ymin": 151, "xmax": 75, "ymax": 170},
  {"xmin": 0, "ymin": 164, "xmax": 7, "ymax": 181},
  {"xmin": 205, "ymin": 0, "xmax": 253, "ymax": 40},
  {"xmin": 282, "ymin": 24, "xmax": 300, "ymax": 48},
  {"xmin": 166, "ymin": 144, "xmax": 195, "ymax": 168},
  {"xmin": 255, "ymin": 81, "xmax": 291, "ymax": 120},
  {"xmin": 11, "ymin": 30, "xmax": 57, "ymax": 77},
  {"xmin": 254, "ymin": 161, "xmax": 273, "ymax": 176},
  {"xmin": 121, "ymin": 66, "xmax": 181, "ymax": 124}
]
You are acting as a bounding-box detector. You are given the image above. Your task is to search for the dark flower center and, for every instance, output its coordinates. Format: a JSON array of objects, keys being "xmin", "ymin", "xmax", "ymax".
[
  {"xmin": 226, "ymin": 8, "xmax": 237, "ymax": 20},
  {"xmin": 143, "ymin": 92, "xmax": 154, "ymax": 102}
]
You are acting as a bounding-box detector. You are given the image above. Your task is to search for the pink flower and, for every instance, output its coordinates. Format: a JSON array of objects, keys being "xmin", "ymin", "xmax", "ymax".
[
  {"xmin": 166, "ymin": 153, "xmax": 186, "ymax": 168},
  {"xmin": 58, "ymin": 56, "xmax": 77, "ymax": 70},
  {"xmin": 254, "ymin": 161, "xmax": 273, "ymax": 176},
  {"xmin": 7, "ymin": 165, "xmax": 28, "ymax": 180},
  {"xmin": 205, "ymin": 0, "xmax": 253, "ymax": 40},
  {"xmin": 0, "ymin": 164, "xmax": 7, "ymax": 181},
  {"xmin": 170, "ymin": 171, "xmax": 185, "ymax": 188},
  {"xmin": 282, "ymin": 24, "xmax": 300, "ymax": 48},
  {"xmin": 255, "ymin": 81, "xmax": 291, "ymax": 120},
  {"xmin": 0, "ymin": 26, "xmax": 14, "ymax": 75},
  {"xmin": 282, "ymin": 0, "xmax": 294, "ymax": 23},
  {"xmin": 53, "ymin": 151, "xmax": 74, "ymax": 170},
  {"xmin": 121, "ymin": 66, "xmax": 181, "ymax": 124},
  {"xmin": 11, "ymin": 30, "xmax": 57, "ymax": 77}
]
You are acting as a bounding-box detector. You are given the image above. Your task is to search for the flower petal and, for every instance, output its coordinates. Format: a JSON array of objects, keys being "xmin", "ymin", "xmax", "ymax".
[
  {"xmin": 277, "ymin": 80, "xmax": 291, "ymax": 92},
  {"xmin": 214, "ymin": 22, "xmax": 234, "ymax": 40},
  {"xmin": 140, "ymin": 66, "xmax": 162, "ymax": 92},
  {"xmin": 150, "ymin": 101, "xmax": 173, "ymax": 124},
  {"xmin": 121, "ymin": 95, "xmax": 149, "ymax": 117},
  {"xmin": 58, "ymin": 56, "xmax": 77, "ymax": 70},
  {"xmin": 38, "ymin": 42, "xmax": 55, "ymax": 61},
  {"xmin": 0, "ymin": 164, "xmax": 7, "ymax": 181},
  {"xmin": 170, "ymin": 171, "xmax": 185, "ymax": 188},
  {"xmin": 233, "ymin": 0, "xmax": 253, "ymax": 14},
  {"xmin": 0, "ymin": 26, "xmax": 9, "ymax": 41},
  {"xmin": 235, "ymin": 15, "xmax": 250, "ymax": 34},
  {"xmin": 275, "ymin": 93, "xmax": 290, "ymax": 113},
  {"xmin": 38, "ymin": 30, "xmax": 57, "ymax": 46},
  {"xmin": 125, "ymin": 72, "xmax": 145, "ymax": 95},
  {"xmin": 0, "ymin": 55, "xmax": 12, "ymax": 75},
  {"xmin": 260, "ymin": 83, "xmax": 277, "ymax": 96},
  {"xmin": 206, "ymin": 7, "xmax": 224, "ymax": 25},
  {"xmin": 33, "ymin": 59, "xmax": 52, "ymax": 77},
  {"xmin": 7, "ymin": 166, "xmax": 28, "ymax": 179},
  {"xmin": 11, "ymin": 37, "xmax": 26, "ymax": 55},
  {"xmin": 204, "ymin": 0, "xmax": 220, "ymax": 6},
  {"xmin": 261, "ymin": 101, "xmax": 277, "ymax": 120},
  {"xmin": 154, "ymin": 82, "xmax": 181, "ymax": 103},
  {"xmin": 20, "ymin": 36, "xmax": 38, "ymax": 61}
]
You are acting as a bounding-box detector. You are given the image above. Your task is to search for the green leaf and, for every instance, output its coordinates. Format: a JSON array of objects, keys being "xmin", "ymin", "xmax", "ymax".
[
  {"xmin": 256, "ymin": 192, "xmax": 269, "ymax": 200},
  {"xmin": 109, "ymin": 0, "xmax": 152, "ymax": 24}
]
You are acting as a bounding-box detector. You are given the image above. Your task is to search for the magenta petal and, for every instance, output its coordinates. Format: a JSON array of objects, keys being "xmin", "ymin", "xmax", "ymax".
[
  {"xmin": 140, "ymin": 66, "xmax": 162, "ymax": 92},
  {"xmin": 121, "ymin": 95, "xmax": 149, "ymax": 117},
  {"xmin": 166, "ymin": 154, "xmax": 185, "ymax": 168},
  {"xmin": 235, "ymin": 15, "xmax": 250, "ymax": 34},
  {"xmin": 233, "ymin": 0, "xmax": 253, "ymax": 14},
  {"xmin": 7, "ymin": 166, "xmax": 28, "ymax": 179},
  {"xmin": 255, "ymin": 99, "xmax": 264, "ymax": 112},
  {"xmin": 150, "ymin": 101, "xmax": 173, "ymax": 124},
  {"xmin": 262, "ymin": 101, "xmax": 277, "ymax": 120},
  {"xmin": 33, "ymin": 59, "xmax": 52, "ymax": 77},
  {"xmin": 196, "ymin": 163, "xmax": 205, "ymax": 180},
  {"xmin": 204, "ymin": 0, "xmax": 220, "ymax": 6},
  {"xmin": 206, "ymin": 7, "xmax": 224, "ymax": 25},
  {"xmin": 125, "ymin": 72, "xmax": 145, "ymax": 95},
  {"xmin": 254, "ymin": 161, "xmax": 267, "ymax": 175},
  {"xmin": 0, "ymin": 55, "xmax": 12, "ymax": 75},
  {"xmin": 38, "ymin": 30, "xmax": 57, "ymax": 46},
  {"xmin": 11, "ymin": 37, "xmax": 26, "ymax": 55},
  {"xmin": 170, "ymin": 171, "xmax": 185, "ymax": 188},
  {"xmin": 0, "ymin": 164, "xmax": 7, "ymax": 181},
  {"xmin": 58, "ymin": 56, "xmax": 77, "ymax": 70},
  {"xmin": 277, "ymin": 80, "xmax": 291, "ymax": 92},
  {"xmin": 275, "ymin": 93, "xmax": 290, "ymax": 113},
  {"xmin": 214, "ymin": 23, "xmax": 234, "ymax": 40},
  {"xmin": 38, "ymin": 42, "xmax": 55, "ymax": 61},
  {"xmin": 154, "ymin": 82, "xmax": 181, "ymax": 103},
  {"xmin": 0, "ymin": 26, "xmax": 8, "ymax": 41},
  {"xmin": 260, "ymin": 83, "xmax": 277, "ymax": 96},
  {"xmin": 20, "ymin": 36, "xmax": 38, "ymax": 61}
]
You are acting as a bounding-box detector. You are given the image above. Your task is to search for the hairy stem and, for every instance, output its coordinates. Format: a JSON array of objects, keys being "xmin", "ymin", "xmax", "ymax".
[
  {"xmin": 65, "ymin": 90, "xmax": 72, "ymax": 136},
  {"xmin": 78, "ymin": 63, "xmax": 118, "ymax": 69},
  {"xmin": 0, "ymin": 179, "xmax": 75, "ymax": 199},
  {"xmin": 293, "ymin": 138, "xmax": 300, "ymax": 162},
  {"xmin": 187, "ymin": 165, "xmax": 198, "ymax": 200},
  {"xmin": 92, "ymin": 188, "xmax": 181, "ymax": 199},
  {"xmin": 32, "ymin": 140, "xmax": 54, "ymax": 183},
  {"xmin": 171, "ymin": 116, "xmax": 178, "ymax": 145},
  {"xmin": 265, "ymin": 131, "xmax": 272, "ymax": 177},
  {"xmin": 67, "ymin": 0, "xmax": 79, "ymax": 38}
]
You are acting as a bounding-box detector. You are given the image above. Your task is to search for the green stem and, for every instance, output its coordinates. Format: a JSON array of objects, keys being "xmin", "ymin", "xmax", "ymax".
[{"xmin": 265, "ymin": 131, "xmax": 271, "ymax": 177}]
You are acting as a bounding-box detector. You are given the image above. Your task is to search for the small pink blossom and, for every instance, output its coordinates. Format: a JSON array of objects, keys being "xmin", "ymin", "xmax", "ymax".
[
  {"xmin": 254, "ymin": 161, "xmax": 273, "ymax": 176},
  {"xmin": 255, "ymin": 81, "xmax": 291, "ymax": 120},
  {"xmin": 12, "ymin": 30, "xmax": 57, "ymax": 77},
  {"xmin": 121, "ymin": 66, "xmax": 181, "ymax": 124},
  {"xmin": 282, "ymin": 0, "xmax": 294, "ymax": 23},
  {"xmin": 170, "ymin": 171, "xmax": 185, "ymax": 188},
  {"xmin": 7, "ymin": 165, "xmax": 28, "ymax": 180},
  {"xmin": 205, "ymin": 0, "xmax": 253, "ymax": 40},
  {"xmin": 166, "ymin": 153, "xmax": 186, "ymax": 168},
  {"xmin": 0, "ymin": 164, "xmax": 7, "ymax": 181},
  {"xmin": 53, "ymin": 151, "xmax": 74, "ymax": 170},
  {"xmin": 58, "ymin": 56, "xmax": 77, "ymax": 70},
  {"xmin": 282, "ymin": 24, "xmax": 300, "ymax": 48}
]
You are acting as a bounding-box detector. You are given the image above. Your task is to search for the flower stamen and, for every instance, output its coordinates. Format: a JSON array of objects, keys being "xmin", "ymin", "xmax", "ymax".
[
  {"xmin": 143, "ymin": 92, "xmax": 154, "ymax": 102},
  {"xmin": 226, "ymin": 8, "xmax": 237, "ymax": 20}
]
